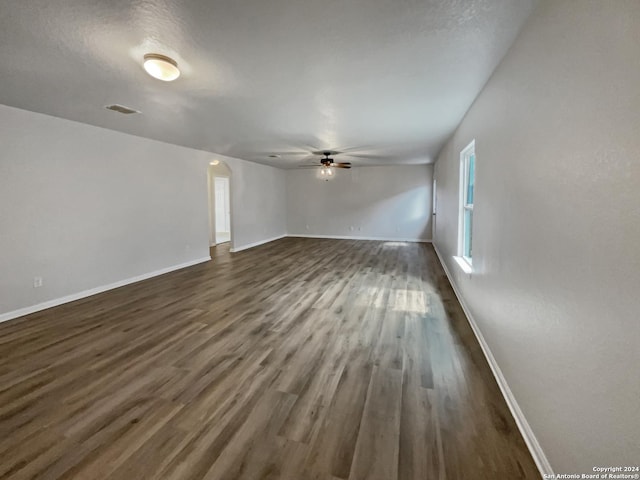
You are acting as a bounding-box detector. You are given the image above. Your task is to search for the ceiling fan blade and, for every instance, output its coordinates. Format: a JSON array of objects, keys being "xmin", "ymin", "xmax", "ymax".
[{"xmin": 332, "ymin": 164, "xmax": 352, "ymax": 169}]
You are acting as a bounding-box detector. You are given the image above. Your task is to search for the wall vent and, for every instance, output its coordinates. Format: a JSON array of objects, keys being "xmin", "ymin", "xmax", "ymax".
[{"xmin": 105, "ymin": 104, "xmax": 140, "ymax": 115}]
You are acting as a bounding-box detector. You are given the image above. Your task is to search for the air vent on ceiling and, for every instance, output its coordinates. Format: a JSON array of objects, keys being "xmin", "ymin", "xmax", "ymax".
[{"xmin": 105, "ymin": 104, "xmax": 140, "ymax": 115}]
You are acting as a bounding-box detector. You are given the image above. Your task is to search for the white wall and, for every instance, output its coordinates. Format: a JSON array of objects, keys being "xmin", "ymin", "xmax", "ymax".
[
  {"xmin": 286, "ymin": 165, "xmax": 433, "ymax": 241},
  {"xmin": 433, "ymin": 0, "xmax": 640, "ymax": 474},
  {"xmin": 0, "ymin": 104, "xmax": 287, "ymax": 319}
]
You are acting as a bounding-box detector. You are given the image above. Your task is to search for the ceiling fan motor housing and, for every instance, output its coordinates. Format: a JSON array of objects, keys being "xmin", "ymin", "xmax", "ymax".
[{"xmin": 321, "ymin": 153, "xmax": 334, "ymax": 166}]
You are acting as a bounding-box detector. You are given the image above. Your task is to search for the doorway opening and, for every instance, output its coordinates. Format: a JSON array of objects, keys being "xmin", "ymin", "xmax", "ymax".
[
  {"xmin": 208, "ymin": 160, "xmax": 232, "ymax": 247},
  {"xmin": 214, "ymin": 177, "xmax": 231, "ymax": 243}
]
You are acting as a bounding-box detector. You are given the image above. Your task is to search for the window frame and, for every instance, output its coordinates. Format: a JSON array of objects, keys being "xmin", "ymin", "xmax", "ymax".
[{"xmin": 458, "ymin": 140, "xmax": 475, "ymax": 268}]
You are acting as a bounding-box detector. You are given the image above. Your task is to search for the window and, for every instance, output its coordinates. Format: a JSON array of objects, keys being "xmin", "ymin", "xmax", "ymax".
[{"xmin": 458, "ymin": 140, "xmax": 475, "ymax": 267}]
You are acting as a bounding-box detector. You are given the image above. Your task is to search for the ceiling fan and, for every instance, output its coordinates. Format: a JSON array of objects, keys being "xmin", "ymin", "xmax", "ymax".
[
  {"xmin": 267, "ymin": 144, "xmax": 383, "ymax": 166},
  {"xmin": 299, "ymin": 151, "xmax": 352, "ymax": 176}
]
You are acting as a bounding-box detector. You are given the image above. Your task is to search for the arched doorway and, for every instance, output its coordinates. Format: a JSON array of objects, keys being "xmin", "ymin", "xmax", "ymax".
[{"xmin": 208, "ymin": 160, "xmax": 233, "ymax": 247}]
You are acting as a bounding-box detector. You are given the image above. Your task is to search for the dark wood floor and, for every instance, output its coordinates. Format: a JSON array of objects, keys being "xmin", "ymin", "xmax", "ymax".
[{"xmin": 0, "ymin": 238, "xmax": 539, "ymax": 479}]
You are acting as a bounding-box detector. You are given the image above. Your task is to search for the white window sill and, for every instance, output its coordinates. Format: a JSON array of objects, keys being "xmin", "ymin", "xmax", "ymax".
[{"xmin": 454, "ymin": 256, "xmax": 473, "ymax": 274}]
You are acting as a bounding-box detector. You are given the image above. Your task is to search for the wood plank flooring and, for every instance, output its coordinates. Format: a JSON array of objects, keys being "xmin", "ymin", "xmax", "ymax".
[{"xmin": 0, "ymin": 238, "xmax": 540, "ymax": 479}]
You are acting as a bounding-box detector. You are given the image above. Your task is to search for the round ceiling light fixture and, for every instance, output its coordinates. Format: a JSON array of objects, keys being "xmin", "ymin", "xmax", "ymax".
[
  {"xmin": 143, "ymin": 53, "xmax": 180, "ymax": 81},
  {"xmin": 210, "ymin": 159, "xmax": 220, "ymax": 166}
]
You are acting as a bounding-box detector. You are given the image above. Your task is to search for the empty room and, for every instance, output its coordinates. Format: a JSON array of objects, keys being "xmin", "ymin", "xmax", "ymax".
[{"xmin": 0, "ymin": 1, "xmax": 638, "ymax": 479}]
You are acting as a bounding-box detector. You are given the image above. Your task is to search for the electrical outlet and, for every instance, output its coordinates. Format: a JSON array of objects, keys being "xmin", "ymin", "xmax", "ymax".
[
  {"xmin": 305, "ymin": 225, "xmax": 310, "ymax": 231},
  {"xmin": 33, "ymin": 276, "xmax": 43, "ymax": 288},
  {"xmin": 349, "ymin": 226, "xmax": 354, "ymax": 231},
  {"xmin": 185, "ymin": 244, "xmax": 191, "ymax": 252}
]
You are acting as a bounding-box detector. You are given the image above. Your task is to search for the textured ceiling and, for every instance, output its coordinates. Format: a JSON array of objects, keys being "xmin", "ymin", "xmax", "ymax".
[{"xmin": 0, "ymin": 0, "xmax": 537, "ymax": 167}]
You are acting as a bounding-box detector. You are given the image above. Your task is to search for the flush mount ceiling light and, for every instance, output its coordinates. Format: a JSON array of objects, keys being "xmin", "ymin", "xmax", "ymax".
[
  {"xmin": 210, "ymin": 160, "xmax": 220, "ymax": 166},
  {"xmin": 143, "ymin": 53, "xmax": 180, "ymax": 81}
]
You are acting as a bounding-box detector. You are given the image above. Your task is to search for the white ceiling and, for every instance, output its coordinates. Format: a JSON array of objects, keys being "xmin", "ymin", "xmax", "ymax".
[{"xmin": 0, "ymin": 0, "xmax": 537, "ymax": 168}]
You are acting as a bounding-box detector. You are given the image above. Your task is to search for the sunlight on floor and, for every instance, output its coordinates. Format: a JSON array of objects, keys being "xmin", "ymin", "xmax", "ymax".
[
  {"xmin": 354, "ymin": 286, "xmax": 428, "ymax": 313},
  {"xmin": 355, "ymin": 286, "xmax": 386, "ymax": 308},
  {"xmin": 383, "ymin": 242, "xmax": 409, "ymax": 247},
  {"xmin": 391, "ymin": 289, "xmax": 429, "ymax": 314}
]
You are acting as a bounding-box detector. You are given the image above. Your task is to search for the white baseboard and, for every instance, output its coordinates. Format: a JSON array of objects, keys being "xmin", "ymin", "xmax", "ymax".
[
  {"xmin": 287, "ymin": 233, "xmax": 432, "ymax": 243},
  {"xmin": 432, "ymin": 244, "xmax": 553, "ymax": 479},
  {"xmin": 0, "ymin": 256, "xmax": 211, "ymax": 324},
  {"xmin": 230, "ymin": 234, "xmax": 287, "ymax": 253},
  {"xmin": 228, "ymin": 234, "xmax": 431, "ymax": 253}
]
